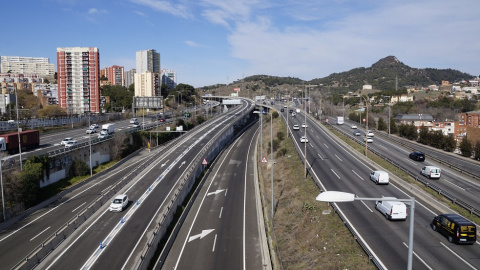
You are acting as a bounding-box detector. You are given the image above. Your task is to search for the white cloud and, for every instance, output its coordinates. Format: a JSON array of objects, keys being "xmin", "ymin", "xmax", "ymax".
[
  {"xmin": 134, "ymin": 10, "xmax": 146, "ymax": 17},
  {"xmin": 185, "ymin": 41, "xmax": 208, "ymax": 48},
  {"xmin": 130, "ymin": 0, "xmax": 193, "ymax": 19}
]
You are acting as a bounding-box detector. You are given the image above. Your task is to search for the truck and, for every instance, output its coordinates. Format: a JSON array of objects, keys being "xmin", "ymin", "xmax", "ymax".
[
  {"xmin": 0, "ymin": 130, "xmax": 40, "ymax": 154},
  {"xmin": 337, "ymin": 116, "xmax": 344, "ymax": 125},
  {"xmin": 99, "ymin": 124, "xmax": 115, "ymax": 137}
]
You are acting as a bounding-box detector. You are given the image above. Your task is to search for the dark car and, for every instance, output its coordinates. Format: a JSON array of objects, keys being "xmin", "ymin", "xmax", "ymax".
[
  {"xmin": 280, "ymin": 108, "xmax": 284, "ymax": 112},
  {"xmin": 289, "ymin": 109, "xmax": 293, "ymax": 113},
  {"xmin": 409, "ymin": 151, "xmax": 425, "ymax": 161},
  {"xmin": 431, "ymin": 214, "xmax": 476, "ymax": 244}
]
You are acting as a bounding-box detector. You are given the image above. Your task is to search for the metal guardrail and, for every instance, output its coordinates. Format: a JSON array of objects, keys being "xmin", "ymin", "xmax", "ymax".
[{"xmin": 329, "ymin": 123, "xmax": 480, "ymax": 218}]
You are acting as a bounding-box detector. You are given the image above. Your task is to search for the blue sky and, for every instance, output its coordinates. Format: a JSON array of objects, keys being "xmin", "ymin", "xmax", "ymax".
[{"xmin": 1, "ymin": 0, "xmax": 479, "ymax": 88}]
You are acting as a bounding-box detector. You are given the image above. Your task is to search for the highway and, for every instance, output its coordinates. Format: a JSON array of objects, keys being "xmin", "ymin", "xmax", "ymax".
[
  {"xmin": 161, "ymin": 122, "xmax": 269, "ymax": 270},
  {"xmin": 0, "ymin": 100, "xmax": 251, "ymax": 269},
  {"xmin": 279, "ymin": 107, "xmax": 479, "ymax": 270}
]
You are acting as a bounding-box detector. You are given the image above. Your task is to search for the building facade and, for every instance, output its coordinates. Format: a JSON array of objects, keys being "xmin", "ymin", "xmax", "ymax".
[
  {"xmin": 57, "ymin": 47, "xmax": 100, "ymax": 114},
  {"xmin": 0, "ymin": 56, "xmax": 55, "ymax": 78},
  {"xmin": 135, "ymin": 49, "xmax": 161, "ymax": 97},
  {"xmin": 0, "ymin": 73, "xmax": 44, "ymax": 94},
  {"xmin": 161, "ymin": 69, "xmax": 177, "ymax": 89},
  {"xmin": 100, "ymin": 65, "xmax": 124, "ymax": 86},
  {"xmin": 134, "ymin": 72, "xmax": 161, "ymax": 97},
  {"xmin": 124, "ymin": 68, "xmax": 136, "ymax": 88}
]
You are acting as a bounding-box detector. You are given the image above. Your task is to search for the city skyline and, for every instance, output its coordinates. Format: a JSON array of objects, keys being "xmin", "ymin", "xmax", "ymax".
[{"xmin": 1, "ymin": 0, "xmax": 479, "ymax": 88}]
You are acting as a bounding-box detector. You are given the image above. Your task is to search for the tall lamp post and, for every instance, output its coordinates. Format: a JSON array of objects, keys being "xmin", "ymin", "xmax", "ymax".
[
  {"xmin": 361, "ymin": 95, "xmax": 369, "ymax": 157},
  {"xmin": 1, "ymin": 153, "xmax": 5, "ymax": 221},
  {"xmin": 88, "ymin": 113, "xmax": 92, "ymax": 177},
  {"xmin": 14, "ymin": 90, "xmax": 23, "ymax": 170},
  {"xmin": 316, "ymin": 191, "xmax": 415, "ymax": 270}
]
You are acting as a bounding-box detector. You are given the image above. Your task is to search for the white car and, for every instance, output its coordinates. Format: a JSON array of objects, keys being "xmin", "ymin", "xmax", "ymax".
[
  {"xmin": 302, "ymin": 123, "xmax": 308, "ymax": 128},
  {"xmin": 61, "ymin": 138, "xmax": 74, "ymax": 145},
  {"xmin": 90, "ymin": 124, "xmax": 99, "ymax": 129},
  {"xmin": 86, "ymin": 128, "xmax": 96, "ymax": 134},
  {"xmin": 293, "ymin": 125, "xmax": 300, "ymax": 130},
  {"xmin": 351, "ymin": 124, "xmax": 357, "ymax": 129},
  {"xmin": 109, "ymin": 194, "xmax": 129, "ymax": 212},
  {"xmin": 64, "ymin": 140, "xmax": 78, "ymax": 149},
  {"xmin": 130, "ymin": 118, "xmax": 138, "ymax": 124},
  {"xmin": 367, "ymin": 130, "xmax": 374, "ymax": 137},
  {"xmin": 300, "ymin": 136, "xmax": 309, "ymax": 143},
  {"xmin": 363, "ymin": 136, "xmax": 373, "ymax": 143},
  {"xmin": 353, "ymin": 130, "xmax": 361, "ymax": 136}
]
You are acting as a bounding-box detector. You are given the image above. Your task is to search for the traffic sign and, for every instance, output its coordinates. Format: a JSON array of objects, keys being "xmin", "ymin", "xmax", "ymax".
[
  {"xmin": 261, "ymin": 156, "xmax": 268, "ymax": 163},
  {"xmin": 202, "ymin": 158, "xmax": 208, "ymax": 165}
]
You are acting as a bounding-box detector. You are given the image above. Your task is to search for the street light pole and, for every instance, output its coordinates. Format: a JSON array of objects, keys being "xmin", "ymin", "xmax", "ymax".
[
  {"xmin": 361, "ymin": 95, "xmax": 369, "ymax": 157},
  {"xmin": 1, "ymin": 153, "xmax": 5, "ymax": 221},
  {"xmin": 270, "ymin": 112, "xmax": 274, "ymax": 219},
  {"xmin": 316, "ymin": 191, "xmax": 415, "ymax": 270},
  {"xmin": 88, "ymin": 113, "xmax": 92, "ymax": 177},
  {"xmin": 15, "ymin": 89, "xmax": 23, "ymax": 171}
]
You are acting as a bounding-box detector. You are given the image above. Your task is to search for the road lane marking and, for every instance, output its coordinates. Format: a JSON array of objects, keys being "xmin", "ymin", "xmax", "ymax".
[
  {"xmin": 323, "ymin": 143, "xmax": 329, "ymax": 148},
  {"xmin": 443, "ymin": 179, "xmax": 466, "ymax": 190},
  {"xmin": 219, "ymin": 207, "xmax": 223, "ymax": 219},
  {"xmin": 402, "ymin": 242, "xmax": 433, "ymax": 270},
  {"xmin": 355, "ymin": 196, "xmax": 373, "ymax": 212},
  {"xmin": 212, "ymin": 234, "xmax": 217, "ymax": 252},
  {"xmin": 225, "ymin": 188, "xmax": 228, "ymax": 197},
  {"xmin": 352, "ymin": 170, "xmax": 364, "ymax": 181},
  {"xmin": 440, "ymin": 242, "xmax": 477, "ymax": 270},
  {"xmin": 335, "ymin": 154, "xmax": 342, "ymax": 161},
  {"xmin": 318, "ymin": 154, "xmax": 324, "ymax": 161},
  {"xmin": 30, "ymin": 227, "xmax": 50, "ymax": 241},
  {"xmin": 72, "ymin": 202, "xmax": 86, "ymax": 212},
  {"xmin": 331, "ymin": 169, "xmax": 340, "ymax": 179}
]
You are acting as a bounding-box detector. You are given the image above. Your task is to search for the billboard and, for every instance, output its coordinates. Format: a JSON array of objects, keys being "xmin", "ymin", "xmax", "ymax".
[{"xmin": 134, "ymin": 96, "xmax": 163, "ymax": 109}]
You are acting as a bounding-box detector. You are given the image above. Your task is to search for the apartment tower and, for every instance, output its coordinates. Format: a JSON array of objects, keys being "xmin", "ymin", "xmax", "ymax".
[
  {"xmin": 134, "ymin": 49, "xmax": 161, "ymax": 97},
  {"xmin": 100, "ymin": 65, "xmax": 125, "ymax": 86},
  {"xmin": 57, "ymin": 47, "xmax": 100, "ymax": 114}
]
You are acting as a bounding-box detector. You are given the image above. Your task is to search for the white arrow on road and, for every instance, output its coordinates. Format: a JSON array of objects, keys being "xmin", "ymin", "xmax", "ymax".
[
  {"xmin": 207, "ymin": 189, "xmax": 225, "ymax": 196},
  {"xmin": 161, "ymin": 160, "xmax": 169, "ymax": 168},
  {"xmin": 188, "ymin": 229, "xmax": 215, "ymax": 242},
  {"xmin": 178, "ymin": 161, "xmax": 186, "ymax": 168}
]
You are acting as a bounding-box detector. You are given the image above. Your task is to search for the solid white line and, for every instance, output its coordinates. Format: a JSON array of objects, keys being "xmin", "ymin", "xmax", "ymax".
[
  {"xmin": 72, "ymin": 202, "xmax": 86, "ymax": 212},
  {"xmin": 30, "ymin": 227, "xmax": 50, "ymax": 241},
  {"xmin": 352, "ymin": 170, "xmax": 364, "ymax": 181},
  {"xmin": 243, "ymin": 130, "xmax": 256, "ymax": 270},
  {"xmin": 443, "ymin": 179, "xmax": 466, "ymax": 190},
  {"xmin": 331, "ymin": 169, "xmax": 340, "ymax": 179},
  {"xmin": 212, "ymin": 234, "xmax": 217, "ymax": 252},
  {"xmin": 219, "ymin": 207, "xmax": 223, "ymax": 219},
  {"xmin": 440, "ymin": 242, "xmax": 477, "ymax": 270},
  {"xmin": 402, "ymin": 242, "xmax": 433, "ymax": 270}
]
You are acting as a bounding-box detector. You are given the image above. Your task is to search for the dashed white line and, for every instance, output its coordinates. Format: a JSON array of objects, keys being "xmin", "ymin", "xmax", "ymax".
[
  {"xmin": 72, "ymin": 202, "xmax": 86, "ymax": 212},
  {"xmin": 219, "ymin": 207, "xmax": 223, "ymax": 219},
  {"xmin": 443, "ymin": 179, "xmax": 466, "ymax": 190},
  {"xmin": 331, "ymin": 169, "xmax": 340, "ymax": 179},
  {"xmin": 323, "ymin": 143, "xmax": 329, "ymax": 148},
  {"xmin": 318, "ymin": 154, "xmax": 324, "ymax": 161},
  {"xmin": 335, "ymin": 154, "xmax": 342, "ymax": 161},
  {"xmin": 224, "ymin": 188, "xmax": 228, "ymax": 197},
  {"xmin": 212, "ymin": 234, "xmax": 217, "ymax": 252},
  {"xmin": 352, "ymin": 170, "xmax": 364, "ymax": 181},
  {"xmin": 30, "ymin": 227, "xmax": 50, "ymax": 241}
]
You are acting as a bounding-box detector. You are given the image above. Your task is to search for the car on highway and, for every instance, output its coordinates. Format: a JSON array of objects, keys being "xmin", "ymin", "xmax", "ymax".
[
  {"xmin": 300, "ymin": 136, "xmax": 308, "ymax": 143},
  {"xmin": 409, "ymin": 151, "xmax": 425, "ymax": 161},
  {"xmin": 90, "ymin": 124, "xmax": 99, "ymax": 129},
  {"xmin": 86, "ymin": 128, "xmax": 96, "ymax": 134},
  {"xmin": 367, "ymin": 130, "xmax": 374, "ymax": 137},
  {"xmin": 421, "ymin": 166, "xmax": 441, "ymax": 179},
  {"xmin": 353, "ymin": 130, "xmax": 361, "ymax": 136},
  {"xmin": 284, "ymin": 105, "xmax": 287, "ymax": 108},
  {"xmin": 159, "ymin": 118, "xmax": 165, "ymax": 122},
  {"xmin": 293, "ymin": 125, "xmax": 300, "ymax": 130},
  {"xmin": 64, "ymin": 140, "xmax": 78, "ymax": 149},
  {"xmin": 130, "ymin": 118, "xmax": 138, "ymax": 124},
  {"xmin": 351, "ymin": 124, "xmax": 357, "ymax": 129},
  {"xmin": 302, "ymin": 123, "xmax": 308, "ymax": 128},
  {"xmin": 431, "ymin": 214, "xmax": 476, "ymax": 244},
  {"xmin": 363, "ymin": 136, "xmax": 373, "ymax": 143},
  {"xmin": 109, "ymin": 194, "xmax": 129, "ymax": 212},
  {"xmin": 291, "ymin": 112, "xmax": 296, "ymax": 117},
  {"xmin": 370, "ymin": 171, "xmax": 389, "ymax": 185},
  {"xmin": 61, "ymin": 137, "xmax": 74, "ymax": 145},
  {"xmin": 280, "ymin": 108, "xmax": 284, "ymax": 112},
  {"xmin": 289, "ymin": 109, "xmax": 293, "ymax": 113},
  {"xmin": 375, "ymin": 198, "xmax": 407, "ymax": 220},
  {"xmin": 131, "ymin": 123, "xmax": 140, "ymax": 128}
]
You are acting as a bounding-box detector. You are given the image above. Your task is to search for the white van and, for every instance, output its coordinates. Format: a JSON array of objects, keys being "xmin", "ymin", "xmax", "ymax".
[
  {"xmin": 421, "ymin": 166, "xmax": 441, "ymax": 179},
  {"xmin": 109, "ymin": 194, "xmax": 129, "ymax": 212},
  {"xmin": 370, "ymin": 171, "xmax": 389, "ymax": 185},
  {"xmin": 375, "ymin": 197, "xmax": 407, "ymax": 220}
]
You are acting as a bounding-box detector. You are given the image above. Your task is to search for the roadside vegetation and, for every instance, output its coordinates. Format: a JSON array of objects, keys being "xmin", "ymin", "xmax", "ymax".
[{"xmin": 257, "ymin": 111, "xmax": 375, "ymax": 269}]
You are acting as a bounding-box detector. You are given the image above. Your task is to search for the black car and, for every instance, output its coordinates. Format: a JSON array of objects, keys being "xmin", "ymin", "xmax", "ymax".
[
  {"xmin": 280, "ymin": 108, "xmax": 284, "ymax": 112},
  {"xmin": 289, "ymin": 109, "xmax": 293, "ymax": 113},
  {"xmin": 409, "ymin": 151, "xmax": 425, "ymax": 161}
]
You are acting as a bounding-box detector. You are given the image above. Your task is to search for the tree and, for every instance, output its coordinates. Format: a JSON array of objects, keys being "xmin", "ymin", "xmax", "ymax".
[
  {"xmin": 473, "ymin": 141, "xmax": 480, "ymax": 161},
  {"xmin": 377, "ymin": 117, "xmax": 387, "ymax": 131},
  {"xmin": 69, "ymin": 159, "xmax": 90, "ymax": 177},
  {"xmin": 389, "ymin": 117, "xmax": 398, "ymax": 134},
  {"xmin": 443, "ymin": 134, "xmax": 456, "ymax": 152},
  {"xmin": 418, "ymin": 125, "xmax": 429, "ymax": 145},
  {"xmin": 38, "ymin": 105, "xmax": 67, "ymax": 118},
  {"xmin": 459, "ymin": 137, "xmax": 473, "ymax": 158},
  {"xmin": 18, "ymin": 160, "xmax": 43, "ymax": 207},
  {"xmin": 101, "ymin": 85, "xmax": 134, "ymax": 110}
]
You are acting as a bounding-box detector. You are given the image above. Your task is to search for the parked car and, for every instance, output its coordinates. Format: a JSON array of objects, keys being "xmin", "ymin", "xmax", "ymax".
[
  {"xmin": 86, "ymin": 128, "xmax": 96, "ymax": 134},
  {"xmin": 61, "ymin": 138, "xmax": 74, "ymax": 145},
  {"xmin": 300, "ymin": 136, "xmax": 309, "ymax": 143},
  {"xmin": 375, "ymin": 198, "xmax": 407, "ymax": 220},
  {"xmin": 421, "ymin": 166, "xmax": 441, "ymax": 179},
  {"xmin": 353, "ymin": 130, "xmax": 361, "ymax": 136},
  {"xmin": 409, "ymin": 151, "xmax": 425, "ymax": 161},
  {"xmin": 363, "ymin": 136, "xmax": 373, "ymax": 143},
  {"xmin": 109, "ymin": 194, "xmax": 129, "ymax": 212},
  {"xmin": 64, "ymin": 140, "xmax": 78, "ymax": 149},
  {"xmin": 351, "ymin": 124, "xmax": 357, "ymax": 129},
  {"xmin": 370, "ymin": 171, "xmax": 389, "ymax": 185},
  {"xmin": 431, "ymin": 214, "xmax": 476, "ymax": 244}
]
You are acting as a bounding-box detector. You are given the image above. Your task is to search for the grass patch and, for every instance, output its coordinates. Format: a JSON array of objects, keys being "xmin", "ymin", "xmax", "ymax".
[{"xmin": 258, "ymin": 115, "xmax": 374, "ymax": 269}]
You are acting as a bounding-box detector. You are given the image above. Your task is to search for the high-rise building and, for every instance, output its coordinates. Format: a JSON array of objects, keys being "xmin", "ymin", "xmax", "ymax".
[
  {"xmin": 134, "ymin": 71, "xmax": 161, "ymax": 97},
  {"xmin": 124, "ymin": 68, "xmax": 136, "ymax": 88},
  {"xmin": 100, "ymin": 65, "xmax": 124, "ymax": 86},
  {"xmin": 0, "ymin": 56, "xmax": 55, "ymax": 78},
  {"xmin": 57, "ymin": 47, "xmax": 100, "ymax": 114},
  {"xmin": 160, "ymin": 69, "xmax": 177, "ymax": 89},
  {"xmin": 135, "ymin": 49, "xmax": 161, "ymax": 97},
  {"xmin": 135, "ymin": 49, "xmax": 160, "ymax": 73}
]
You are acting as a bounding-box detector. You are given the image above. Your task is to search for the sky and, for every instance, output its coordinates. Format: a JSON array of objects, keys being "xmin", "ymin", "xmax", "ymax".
[{"xmin": 1, "ymin": 0, "xmax": 479, "ymax": 88}]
